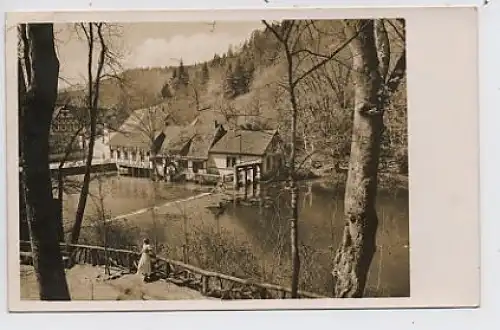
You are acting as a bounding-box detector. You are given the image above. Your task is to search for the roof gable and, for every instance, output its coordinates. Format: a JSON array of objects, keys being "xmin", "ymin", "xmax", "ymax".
[
  {"xmin": 209, "ymin": 129, "xmax": 277, "ymax": 156},
  {"xmin": 108, "ymin": 105, "xmax": 168, "ymax": 150}
]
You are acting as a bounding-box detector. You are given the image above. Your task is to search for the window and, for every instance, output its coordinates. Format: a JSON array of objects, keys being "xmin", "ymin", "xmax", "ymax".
[
  {"xmin": 117, "ymin": 150, "xmax": 121, "ymax": 159},
  {"xmin": 193, "ymin": 161, "xmax": 206, "ymax": 173},
  {"xmin": 179, "ymin": 160, "xmax": 188, "ymax": 169},
  {"xmin": 226, "ymin": 156, "xmax": 237, "ymax": 168}
]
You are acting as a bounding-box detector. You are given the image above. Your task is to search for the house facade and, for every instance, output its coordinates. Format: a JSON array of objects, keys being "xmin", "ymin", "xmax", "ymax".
[
  {"xmin": 51, "ymin": 104, "xmax": 113, "ymax": 163},
  {"xmin": 49, "ymin": 105, "xmax": 86, "ymax": 162},
  {"xmin": 108, "ymin": 106, "xmax": 170, "ymax": 172},
  {"xmin": 158, "ymin": 119, "xmax": 226, "ymax": 181},
  {"xmin": 208, "ymin": 129, "xmax": 284, "ymax": 179}
]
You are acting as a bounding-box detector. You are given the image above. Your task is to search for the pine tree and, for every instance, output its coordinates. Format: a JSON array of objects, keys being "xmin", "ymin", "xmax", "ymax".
[
  {"xmin": 174, "ymin": 59, "xmax": 190, "ymax": 89},
  {"xmin": 227, "ymin": 45, "xmax": 234, "ymax": 58},
  {"xmin": 223, "ymin": 62, "xmax": 235, "ymax": 99},
  {"xmin": 232, "ymin": 58, "xmax": 247, "ymax": 95},
  {"xmin": 212, "ymin": 53, "xmax": 221, "ymax": 67},
  {"xmin": 223, "ymin": 58, "xmax": 254, "ymax": 99},
  {"xmin": 244, "ymin": 61, "xmax": 255, "ymax": 91},
  {"xmin": 201, "ymin": 62, "xmax": 210, "ymax": 84},
  {"xmin": 161, "ymin": 82, "xmax": 173, "ymax": 99}
]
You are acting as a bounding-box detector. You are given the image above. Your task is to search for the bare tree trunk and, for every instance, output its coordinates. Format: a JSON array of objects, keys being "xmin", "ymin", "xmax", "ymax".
[
  {"xmin": 150, "ymin": 149, "xmax": 158, "ymax": 181},
  {"xmin": 331, "ymin": 19, "xmax": 383, "ymax": 298},
  {"xmin": 96, "ymin": 175, "xmax": 110, "ymax": 275},
  {"xmin": 19, "ymin": 23, "xmax": 70, "ymax": 300},
  {"xmin": 71, "ymin": 23, "xmax": 106, "ymax": 244},
  {"xmin": 57, "ymin": 126, "xmax": 85, "ymax": 229},
  {"xmin": 286, "ymin": 51, "xmax": 301, "ymax": 299}
]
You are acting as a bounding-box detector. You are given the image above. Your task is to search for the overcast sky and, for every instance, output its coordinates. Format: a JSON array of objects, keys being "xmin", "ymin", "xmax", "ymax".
[{"xmin": 54, "ymin": 21, "xmax": 263, "ymax": 89}]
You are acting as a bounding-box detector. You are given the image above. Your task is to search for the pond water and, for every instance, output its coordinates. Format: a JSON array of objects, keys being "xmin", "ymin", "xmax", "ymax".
[{"xmin": 61, "ymin": 175, "xmax": 409, "ymax": 298}]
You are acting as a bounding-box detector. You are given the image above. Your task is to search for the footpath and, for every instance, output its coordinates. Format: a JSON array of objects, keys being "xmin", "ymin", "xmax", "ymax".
[{"xmin": 20, "ymin": 264, "xmax": 214, "ymax": 301}]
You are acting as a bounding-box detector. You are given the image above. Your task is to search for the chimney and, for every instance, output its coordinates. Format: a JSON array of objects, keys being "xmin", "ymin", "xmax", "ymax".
[{"xmin": 214, "ymin": 120, "xmax": 218, "ymax": 128}]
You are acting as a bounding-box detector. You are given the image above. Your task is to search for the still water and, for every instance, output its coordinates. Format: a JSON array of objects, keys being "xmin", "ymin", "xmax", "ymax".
[{"xmin": 62, "ymin": 175, "xmax": 409, "ymax": 298}]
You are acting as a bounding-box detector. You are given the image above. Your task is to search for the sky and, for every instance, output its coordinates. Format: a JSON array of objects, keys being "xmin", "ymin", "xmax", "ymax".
[{"xmin": 54, "ymin": 21, "xmax": 264, "ymax": 89}]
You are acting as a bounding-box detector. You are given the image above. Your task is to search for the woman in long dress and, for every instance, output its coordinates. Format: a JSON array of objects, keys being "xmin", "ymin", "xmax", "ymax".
[{"xmin": 136, "ymin": 238, "xmax": 153, "ymax": 281}]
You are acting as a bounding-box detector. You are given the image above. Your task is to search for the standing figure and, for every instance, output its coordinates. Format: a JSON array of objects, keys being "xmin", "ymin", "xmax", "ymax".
[{"xmin": 136, "ymin": 238, "xmax": 153, "ymax": 282}]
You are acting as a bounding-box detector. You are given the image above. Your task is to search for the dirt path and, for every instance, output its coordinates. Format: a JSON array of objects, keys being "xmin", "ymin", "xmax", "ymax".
[{"xmin": 20, "ymin": 264, "xmax": 215, "ymax": 301}]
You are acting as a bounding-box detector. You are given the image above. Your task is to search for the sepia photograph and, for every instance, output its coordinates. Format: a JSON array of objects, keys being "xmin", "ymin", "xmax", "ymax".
[{"xmin": 6, "ymin": 7, "xmax": 479, "ymax": 311}]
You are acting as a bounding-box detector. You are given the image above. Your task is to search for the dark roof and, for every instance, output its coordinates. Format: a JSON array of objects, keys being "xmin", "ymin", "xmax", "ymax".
[
  {"xmin": 209, "ymin": 129, "xmax": 277, "ymax": 156},
  {"xmin": 108, "ymin": 106, "xmax": 166, "ymax": 149},
  {"xmin": 161, "ymin": 112, "xmax": 227, "ymax": 159},
  {"xmin": 187, "ymin": 124, "xmax": 225, "ymax": 159},
  {"xmin": 161, "ymin": 124, "xmax": 195, "ymax": 154},
  {"xmin": 108, "ymin": 131, "xmax": 159, "ymax": 149}
]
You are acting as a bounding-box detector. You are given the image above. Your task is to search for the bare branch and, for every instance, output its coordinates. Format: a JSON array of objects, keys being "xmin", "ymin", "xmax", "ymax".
[
  {"xmin": 374, "ymin": 19, "xmax": 391, "ymax": 82},
  {"xmin": 386, "ymin": 19, "xmax": 406, "ymax": 41},
  {"xmin": 383, "ymin": 48, "xmax": 406, "ymax": 105},
  {"xmin": 262, "ymin": 20, "xmax": 285, "ymax": 44},
  {"xmin": 292, "ymin": 29, "xmax": 361, "ymax": 87},
  {"xmin": 58, "ymin": 126, "xmax": 85, "ymax": 169}
]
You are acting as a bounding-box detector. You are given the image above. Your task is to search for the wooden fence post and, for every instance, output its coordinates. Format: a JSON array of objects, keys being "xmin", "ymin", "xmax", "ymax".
[{"xmin": 201, "ymin": 276, "xmax": 209, "ymax": 295}]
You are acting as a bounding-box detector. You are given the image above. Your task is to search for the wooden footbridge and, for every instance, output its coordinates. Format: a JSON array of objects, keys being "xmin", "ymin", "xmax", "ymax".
[
  {"xmin": 19, "ymin": 241, "xmax": 324, "ymax": 300},
  {"xmin": 50, "ymin": 159, "xmax": 118, "ymax": 177}
]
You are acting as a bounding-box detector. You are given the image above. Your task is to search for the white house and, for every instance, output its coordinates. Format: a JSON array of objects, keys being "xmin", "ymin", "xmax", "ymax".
[{"xmin": 208, "ymin": 129, "xmax": 284, "ymax": 178}]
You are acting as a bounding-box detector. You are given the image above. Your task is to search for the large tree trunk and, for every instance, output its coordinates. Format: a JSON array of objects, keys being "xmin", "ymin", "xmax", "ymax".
[
  {"xmin": 331, "ymin": 19, "xmax": 384, "ymax": 298},
  {"xmin": 20, "ymin": 23, "xmax": 70, "ymax": 300}
]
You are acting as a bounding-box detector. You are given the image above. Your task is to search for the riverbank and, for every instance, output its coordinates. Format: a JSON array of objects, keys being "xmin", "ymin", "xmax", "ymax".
[{"xmin": 311, "ymin": 171, "xmax": 409, "ymax": 197}]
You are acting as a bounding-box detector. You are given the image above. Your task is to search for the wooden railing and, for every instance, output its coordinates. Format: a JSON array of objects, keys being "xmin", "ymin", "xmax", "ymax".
[
  {"xmin": 116, "ymin": 159, "xmax": 152, "ymax": 169},
  {"xmin": 19, "ymin": 241, "xmax": 325, "ymax": 300}
]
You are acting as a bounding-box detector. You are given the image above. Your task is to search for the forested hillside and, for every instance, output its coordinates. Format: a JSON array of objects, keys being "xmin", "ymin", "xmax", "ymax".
[{"xmin": 58, "ymin": 19, "xmax": 407, "ymax": 175}]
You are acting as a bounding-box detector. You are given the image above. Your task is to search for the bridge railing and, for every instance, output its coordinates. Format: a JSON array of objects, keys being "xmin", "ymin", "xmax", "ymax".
[
  {"xmin": 116, "ymin": 159, "xmax": 152, "ymax": 169},
  {"xmin": 19, "ymin": 241, "xmax": 325, "ymax": 300}
]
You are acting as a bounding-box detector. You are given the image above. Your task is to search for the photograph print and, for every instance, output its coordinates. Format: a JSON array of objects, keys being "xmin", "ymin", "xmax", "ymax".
[{"xmin": 15, "ymin": 16, "xmax": 408, "ymax": 304}]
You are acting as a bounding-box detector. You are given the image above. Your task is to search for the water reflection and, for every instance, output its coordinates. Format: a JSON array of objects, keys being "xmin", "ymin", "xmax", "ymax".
[{"xmin": 227, "ymin": 179, "xmax": 409, "ymax": 297}]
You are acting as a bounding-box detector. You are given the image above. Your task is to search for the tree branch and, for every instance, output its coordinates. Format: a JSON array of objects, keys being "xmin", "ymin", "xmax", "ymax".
[
  {"xmin": 292, "ymin": 30, "xmax": 361, "ymax": 88},
  {"xmin": 374, "ymin": 19, "xmax": 390, "ymax": 82}
]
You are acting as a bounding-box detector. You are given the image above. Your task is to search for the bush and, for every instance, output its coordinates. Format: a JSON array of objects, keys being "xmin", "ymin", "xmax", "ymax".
[{"xmin": 76, "ymin": 216, "xmax": 142, "ymax": 250}]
